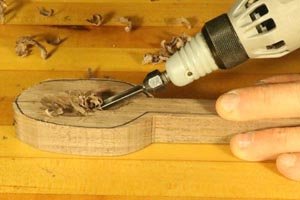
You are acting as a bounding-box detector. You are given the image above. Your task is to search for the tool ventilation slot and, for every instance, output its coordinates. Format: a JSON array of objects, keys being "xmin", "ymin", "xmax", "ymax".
[
  {"xmin": 267, "ymin": 40, "xmax": 286, "ymax": 50},
  {"xmin": 250, "ymin": 4, "xmax": 269, "ymax": 20},
  {"xmin": 257, "ymin": 18, "xmax": 276, "ymax": 33},
  {"xmin": 247, "ymin": 3, "xmax": 276, "ymax": 33}
]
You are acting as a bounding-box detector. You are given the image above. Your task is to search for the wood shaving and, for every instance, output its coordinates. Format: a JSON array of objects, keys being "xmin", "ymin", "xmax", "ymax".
[
  {"xmin": 142, "ymin": 53, "xmax": 168, "ymax": 65},
  {"xmin": 143, "ymin": 33, "xmax": 191, "ymax": 65},
  {"xmin": 41, "ymin": 90, "xmax": 110, "ymax": 117},
  {"xmin": 15, "ymin": 36, "xmax": 48, "ymax": 60},
  {"xmin": 86, "ymin": 14, "xmax": 103, "ymax": 26},
  {"xmin": 0, "ymin": 0, "xmax": 7, "ymax": 24},
  {"xmin": 0, "ymin": 0, "xmax": 6, "ymax": 9},
  {"xmin": 176, "ymin": 17, "xmax": 192, "ymax": 29},
  {"xmin": 119, "ymin": 17, "xmax": 132, "ymax": 32},
  {"xmin": 46, "ymin": 36, "xmax": 62, "ymax": 45},
  {"xmin": 38, "ymin": 7, "xmax": 54, "ymax": 17},
  {"xmin": 64, "ymin": 16, "xmax": 71, "ymax": 21},
  {"xmin": 78, "ymin": 91, "xmax": 104, "ymax": 111}
]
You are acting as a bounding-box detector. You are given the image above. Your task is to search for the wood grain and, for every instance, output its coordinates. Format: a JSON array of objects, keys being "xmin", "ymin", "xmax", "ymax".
[
  {"xmin": 0, "ymin": 70, "xmax": 279, "ymax": 99},
  {"xmin": 4, "ymin": 0, "xmax": 232, "ymax": 26},
  {"xmin": 13, "ymin": 79, "xmax": 300, "ymax": 156},
  {"xmin": 1, "ymin": 25, "xmax": 300, "ymax": 73},
  {"xmin": 1, "ymin": 157, "xmax": 300, "ymax": 199},
  {"xmin": 0, "ymin": 194, "xmax": 269, "ymax": 200},
  {"xmin": 1, "ymin": 125, "xmax": 300, "ymax": 199},
  {"xmin": 0, "ymin": 125, "xmax": 237, "ymax": 161}
]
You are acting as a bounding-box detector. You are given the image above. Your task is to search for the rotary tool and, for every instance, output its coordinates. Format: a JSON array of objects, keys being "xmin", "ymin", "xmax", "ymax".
[{"xmin": 102, "ymin": 0, "xmax": 300, "ymax": 109}]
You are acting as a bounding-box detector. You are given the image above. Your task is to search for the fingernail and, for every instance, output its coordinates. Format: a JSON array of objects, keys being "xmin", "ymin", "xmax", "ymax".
[
  {"xmin": 219, "ymin": 91, "xmax": 240, "ymax": 112},
  {"xmin": 280, "ymin": 154, "xmax": 297, "ymax": 168},
  {"xmin": 236, "ymin": 133, "xmax": 254, "ymax": 149}
]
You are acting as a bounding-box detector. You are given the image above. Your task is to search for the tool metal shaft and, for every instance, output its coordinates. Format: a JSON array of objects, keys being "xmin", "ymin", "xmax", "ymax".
[
  {"xmin": 101, "ymin": 85, "xmax": 145, "ymax": 109},
  {"xmin": 101, "ymin": 70, "xmax": 169, "ymax": 109}
]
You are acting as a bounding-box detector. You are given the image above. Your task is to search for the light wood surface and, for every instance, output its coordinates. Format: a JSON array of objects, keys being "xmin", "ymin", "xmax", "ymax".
[
  {"xmin": 4, "ymin": 0, "xmax": 232, "ymax": 26},
  {"xmin": 0, "ymin": 124, "xmax": 300, "ymax": 199},
  {"xmin": 13, "ymin": 79, "xmax": 300, "ymax": 156},
  {"xmin": 2, "ymin": 0, "xmax": 300, "ymax": 199},
  {"xmin": 0, "ymin": 194, "xmax": 269, "ymax": 200},
  {"xmin": 1, "ymin": 25, "xmax": 300, "ymax": 73}
]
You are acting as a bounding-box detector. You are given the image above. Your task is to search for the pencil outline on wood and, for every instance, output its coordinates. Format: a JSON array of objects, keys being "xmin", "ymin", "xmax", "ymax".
[{"xmin": 15, "ymin": 79, "xmax": 214, "ymax": 129}]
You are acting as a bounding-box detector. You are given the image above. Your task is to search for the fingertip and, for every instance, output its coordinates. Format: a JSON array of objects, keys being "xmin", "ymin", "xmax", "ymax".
[
  {"xmin": 230, "ymin": 133, "xmax": 255, "ymax": 161},
  {"xmin": 276, "ymin": 153, "xmax": 300, "ymax": 181},
  {"xmin": 216, "ymin": 91, "xmax": 240, "ymax": 120},
  {"xmin": 230, "ymin": 134, "xmax": 243, "ymax": 159}
]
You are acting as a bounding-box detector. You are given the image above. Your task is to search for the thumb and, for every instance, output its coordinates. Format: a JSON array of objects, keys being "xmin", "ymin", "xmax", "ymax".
[{"xmin": 277, "ymin": 153, "xmax": 300, "ymax": 181}]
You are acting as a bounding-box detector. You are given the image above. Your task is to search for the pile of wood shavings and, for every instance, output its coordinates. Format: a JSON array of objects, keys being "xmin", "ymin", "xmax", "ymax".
[
  {"xmin": 41, "ymin": 90, "xmax": 108, "ymax": 117},
  {"xmin": 143, "ymin": 33, "xmax": 191, "ymax": 65},
  {"xmin": 0, "ymin": 0, "xmax": 7, "ymax": 24}
]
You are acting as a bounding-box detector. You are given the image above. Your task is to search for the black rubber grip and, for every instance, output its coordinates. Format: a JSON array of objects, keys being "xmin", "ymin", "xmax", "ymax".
[{"xmin": 202, "ymin": 14, "xmax": 249, "ymax": 69}]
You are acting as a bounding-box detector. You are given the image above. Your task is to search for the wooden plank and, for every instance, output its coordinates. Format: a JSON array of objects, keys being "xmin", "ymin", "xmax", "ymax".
[
  {"xmin": 23, "ymin": 0, "xmax": 231, "ymax": 3},
  {"xmin": 0, "ymin": 71, "xmax": 145, "ymax": 98},
  {"xmin": 0, "ymin": 194, "xmax": 281, "ymax": 200},
  {"xmin": 13, "ymin": 79, "xmax": 300, "ymax": 156},
  {"xmin": 0, "ymin": 157, "xmax": 299, "ymax": 199},
  {"xmin": 1, "ymin": 25, "xmax": 300, "ymax": 73},
  {"xmin": 0, "ymin": 126, "xmax": 299, "ymax": 198},
  {"xmin": 2, "ymin": 0, "xmax": 299, "ymax": 198},
  {"xmin": 0, "ymin": 70, "xmax": 286, "ymax": 126},
  {"xmin": 3, "ymin": 0, "xmax": 233, "ymax": 26},
  {"xmin": 0, "ymin": 125, "xmax": 236, "ymax": 161},
  {"xmin": 0, "ymin": 99, "xmax": 13, "ymax": 125},
  {"xmin": 0, "ymin": 70, "xmax": 288, "ymax": 100},
  {"xmin": 0, "ymin": 25, "xmax": 198, "ymax": 49},
  {"xmin": 0, "ymin": 46, "xmax": 160, "ymax": 71}
]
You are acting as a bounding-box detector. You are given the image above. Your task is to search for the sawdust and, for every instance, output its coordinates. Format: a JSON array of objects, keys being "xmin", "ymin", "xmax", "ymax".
[
  {"xmin": 143, "ymin": 33, "xmax": 191, "ymax": 65},
  {"xmin": 41, "ymin": 90, "xmax": 111, "ymax": 117}
]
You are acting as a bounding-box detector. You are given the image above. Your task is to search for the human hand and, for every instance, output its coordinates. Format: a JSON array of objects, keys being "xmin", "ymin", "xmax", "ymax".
[{"xmin": 216, "ymin": 74, "xmax": 300, "ymax": 181}]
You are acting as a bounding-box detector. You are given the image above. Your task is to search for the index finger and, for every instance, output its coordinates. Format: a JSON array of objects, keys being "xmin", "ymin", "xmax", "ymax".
[{"xmin": 216, "ymin": 82, "xmax": 300, "ymax": 121}]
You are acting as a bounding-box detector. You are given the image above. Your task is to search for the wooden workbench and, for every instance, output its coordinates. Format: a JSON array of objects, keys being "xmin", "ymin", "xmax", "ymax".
[{"xmin": 1, "ymin": 0, "xmax": 300, "ymax": 199}]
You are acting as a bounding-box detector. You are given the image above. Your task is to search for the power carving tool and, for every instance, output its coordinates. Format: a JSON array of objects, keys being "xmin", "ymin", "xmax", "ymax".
[{"xmin": 102, "ymin": 0, "xmax": 300, "ymax": 109}]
